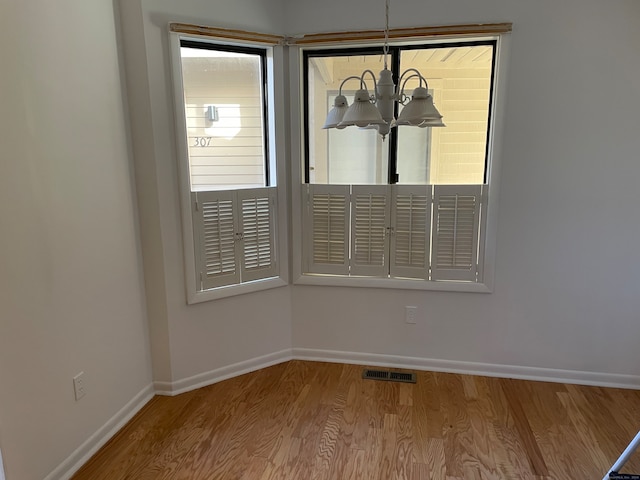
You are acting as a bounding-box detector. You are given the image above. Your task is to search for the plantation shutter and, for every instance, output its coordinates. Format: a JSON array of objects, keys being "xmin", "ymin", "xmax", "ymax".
[
  {"xmin": 350, "ymin": 185, "xmax": 390, "ymax": 277},
  {"xmin": 431, "ymin": 185, "xmax": 482, "ymax": 282},
  {"xmin": 305, "ymin": 184, "xmax": 350, "ymax": 275},
  {"xmin": 390, "ymin": 185, "xmax": 431, "ymax": 279},
  {"xmin": 193, "ymin": 191, "xmax": 240, "ymax": 289},
  {"xmin": 237, "ymin": 187, "xmax": 278, "ymax": 282}
]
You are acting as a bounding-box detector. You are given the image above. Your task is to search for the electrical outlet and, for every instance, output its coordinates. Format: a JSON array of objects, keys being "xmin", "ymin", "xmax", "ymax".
[
  {"xmin": 73, "ymin": 372, "xmax": 86, "ymax": 401},
  {"xmin": 405, "ymin": 306, "xmax": 417, "ymax": 324}
]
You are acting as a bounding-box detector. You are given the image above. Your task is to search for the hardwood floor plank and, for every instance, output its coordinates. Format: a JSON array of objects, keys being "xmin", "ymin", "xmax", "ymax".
[
  {"xmin": 350, "ymin": 372, "xmax": 378, "ymax": 448},
  {"xmin": 364, "ymin": 425, "xmax": 383, "ymax": 479},
  {"xmin": 394, "ymin": 405, "xmax": 413, "ymax": 480},
  {"xmin": 465, "ymin": 378, "xmax": 500, "ymax": 480},
  {"xmin": 424, "ymin": 438, "xmax": 446, "ymax": 480},
  {"xmin": 411, "ymin": 462, "xmax": 430, "ymax": 480},
  {"xmin": 342, "ymin": 448, "xmax": 366, "ymax": 480},
  {"xmin": 377, "ymin": 412, "xmax": 398, "ymax": 480},
  {"xmin": 500, "ymin": 378, "xmax": 550, "ymax": 476},
  {"xmin": 482, "ymin": 377, "xmax": 533, "ymax": 474},
  {"xmin": 472, "ymin": 377, "xmax": 527, "ymax": 480},
  {"xmin": 400, "ymin": 382, "xmax": 414, "ymax": 406},
  {"xmin": 412, "ymin": 373, "xmax": 438, "ymax": 464},
  {"xmin": 557, "ymin": 391, "xmax": 610, "ymax": 474},
  {"xmin": 490, "ymin": 418, "xmax": 536, "ymax": 480},
  {"xmin": 70, "ymin": 361, "xmax": 640, "ymax": 480},
  {"xmin": 563, "ymin": 384, "xmax": 626, "ymax": 468},
  {"xmin": 439, "ymin": 373, "xmax": 477, "ymax": 478}
]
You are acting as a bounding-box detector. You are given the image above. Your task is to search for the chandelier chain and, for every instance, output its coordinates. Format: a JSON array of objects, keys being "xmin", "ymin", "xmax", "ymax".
[
  {"xmin": 321, "ymin": 0, "xmax": 445, "ymax": 134},
  {"xmin": 383, "ymin": 0, "xmax": 390, "ymax": 69}
]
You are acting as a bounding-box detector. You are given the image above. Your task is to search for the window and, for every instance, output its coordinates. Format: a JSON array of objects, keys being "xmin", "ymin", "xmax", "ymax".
[
  {"xmin": 171, "ymin": 35, "xmax": 285, "ymax": 302},
  {"xmin": 300, "ymin": 39, "xmax": 501, "ymax": 288},
  {"xmin": 180, "ymin": 41, "xmax": 269, "ymax": 191}
]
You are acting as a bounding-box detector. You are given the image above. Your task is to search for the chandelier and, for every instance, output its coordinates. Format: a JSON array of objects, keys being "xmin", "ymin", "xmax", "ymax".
[{"xmin": 322, "ymin": 0, "xmax": 445, "ymax": 139}]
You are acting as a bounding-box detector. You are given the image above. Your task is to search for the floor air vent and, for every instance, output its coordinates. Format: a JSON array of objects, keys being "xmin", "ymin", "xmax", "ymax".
[{"xmin": 362, "ymin": 369, "xmax": 417, "ymax": 383}]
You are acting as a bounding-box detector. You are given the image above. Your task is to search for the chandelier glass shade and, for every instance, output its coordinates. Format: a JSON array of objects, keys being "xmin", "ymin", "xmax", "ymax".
[{"xmin": 321, "ymin": 0, "xmax": 445, "ymax": 139}]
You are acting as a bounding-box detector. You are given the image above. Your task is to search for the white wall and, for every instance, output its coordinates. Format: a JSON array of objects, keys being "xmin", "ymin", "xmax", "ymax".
[
  {"xmin": 287, "ymin": 0, "xmax": 640, "ymax": 378},
  {"xmin": 118, "ymin": 0, "xmax": 292, "ymax": 387},
  {"xmin": 0, "ymin": 1, "xmax": 153, "ymax": 479}
]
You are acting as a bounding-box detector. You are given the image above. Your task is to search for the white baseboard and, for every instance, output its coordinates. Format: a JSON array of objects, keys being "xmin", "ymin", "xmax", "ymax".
[
  {"xmin": 292, "ymin": 348, "xmax": 640, "ymax": 390},
  {"xmin": 154, "ymin": 347, "xmax": 640, "ymax": 397},
  {"xmin": 153, "ymin": 349, "xmax": 293, "ymax": 396},
  {"xmin": 43, "ymin": 384, "xmax": 155, "ymax": 480}
]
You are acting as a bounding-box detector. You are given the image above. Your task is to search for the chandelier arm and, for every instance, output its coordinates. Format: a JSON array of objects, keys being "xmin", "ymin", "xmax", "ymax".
[
  {"xmin": 338, "ymin": 75, "xmax": 366, "ymax": 95},
  {"xmin": 360, "ymin": 69, "xmax": 379, "ymax": 100},
  {"xmin": 396, "ymin": 74, "xmax": 421, "ymax": 104},
  {"xmin": 402, "ymin": 74, "xmax": 422, "ymax": 91},
  {"xmin": 398, "ymin": 68, "xmax": 428, "ymax": 90}
]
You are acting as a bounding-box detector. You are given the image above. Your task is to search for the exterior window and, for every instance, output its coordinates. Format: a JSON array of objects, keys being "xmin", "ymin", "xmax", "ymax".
[
  {"xmin": 174, "ymin": 39, "xmax": 280, "ymax": 298},
  {"xmin": 180, "ymin": 41, "xmax": 269, "ymax": 190},
  {"xmin": 302, "ymin": 40, "xmax": 496, "ymax": 284}
]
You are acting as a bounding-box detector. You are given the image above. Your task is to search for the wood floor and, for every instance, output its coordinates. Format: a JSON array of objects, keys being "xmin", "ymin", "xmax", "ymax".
[{"xmin": 72, "ymin": 361, "xmax": 640, "ymax": 480}]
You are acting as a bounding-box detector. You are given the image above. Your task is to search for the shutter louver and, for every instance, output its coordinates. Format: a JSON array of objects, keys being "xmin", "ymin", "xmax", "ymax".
[
  {"xmin": 390, "ymin": 185, "xmax": 431, "ymax": 279},
  {"xmin": 350, "ymin": 185, "xmax": 390, "ymax": 277},
  {"xmin": 306, "ymin": 184, "xmax": 350, "ymax": 275},
  {"xmin": 431, "ymin": 185, "xmax": 482, "ymax": 282},
  {"xmin": 238, "ymin": 187, "xmax": 278, "ymax": 282},
  {"xmin": 193, "ymin": 190, "xmax": 240, "ymax": 289}
]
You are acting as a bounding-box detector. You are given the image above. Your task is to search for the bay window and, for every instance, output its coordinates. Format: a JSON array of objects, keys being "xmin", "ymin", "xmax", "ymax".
[{"xmin": 300, "ymin": 38, "xmax": 501, "ymax": 288}]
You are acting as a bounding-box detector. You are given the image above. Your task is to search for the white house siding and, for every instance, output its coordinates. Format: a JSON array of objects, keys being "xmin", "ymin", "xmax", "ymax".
[{"xmin": 181, "ymin": 56, "xmax": 267, "ymax": 190}]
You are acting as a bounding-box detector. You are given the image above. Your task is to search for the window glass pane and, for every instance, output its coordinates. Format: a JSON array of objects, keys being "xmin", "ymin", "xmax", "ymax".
[
  {"xmin": 398, "ymin": 44, "xmax": 493, "ymax": 185},
  {"xmin": 307, "ymin": 54, "xmax": 388, "ymax": 184},
  {"xmin": 180, "ymin": 46, "xmax": 266, "ymax": 191},
  {"xmin": 396, "ymin": 125, "xmax": 431, "ymax": 184}
]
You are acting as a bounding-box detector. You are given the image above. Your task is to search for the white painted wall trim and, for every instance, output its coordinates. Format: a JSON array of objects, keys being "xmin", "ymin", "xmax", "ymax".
[
  {"xmin": 292, "ymin": 348, "xmax": 640, "ymax": 390},
  {"xmin": 43, "ymin": 384, "xmax": 155, "ymax": 480},
  {"xmin": 154, "ymin": 349, "xmax": 293, "ymax": 396}
]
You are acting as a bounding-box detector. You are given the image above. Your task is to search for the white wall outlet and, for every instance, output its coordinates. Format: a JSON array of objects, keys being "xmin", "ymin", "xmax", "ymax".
[
  {"xmin": 405, "ymin": 306, "xmax": 417, "ymax": 324},
  {"xmin": 73, "ymin": 372, "xmax": 86, "ymax": 401}
]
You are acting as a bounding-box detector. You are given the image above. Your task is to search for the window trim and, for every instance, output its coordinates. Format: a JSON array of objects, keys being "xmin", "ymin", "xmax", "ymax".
[
  {"xmin": 169, "ymin": 32, "xmax": 289, "ymax": 304},
  {"xmin": 290, "ymin": 33, "xmax": 511, "ymax": 293}
]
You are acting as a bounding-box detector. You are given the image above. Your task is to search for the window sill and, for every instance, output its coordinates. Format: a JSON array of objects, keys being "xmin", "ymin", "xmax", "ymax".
[
  {"xmin": 294, "ymin": 274, "xmax": 492, "ymax": 293},
  {"xmin": 187, "ymin": 277, "xmax": 288, "ymax": 304}
]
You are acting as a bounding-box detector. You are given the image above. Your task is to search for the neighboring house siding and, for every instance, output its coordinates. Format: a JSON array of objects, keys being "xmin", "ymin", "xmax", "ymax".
[{"xmin": 182, "ymin": 59, "xmax": 266, "ymax": 190}]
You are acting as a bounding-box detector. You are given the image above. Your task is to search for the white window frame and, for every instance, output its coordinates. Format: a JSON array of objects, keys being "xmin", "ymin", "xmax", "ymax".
[
  {"xmin": 169, "ymin": 32, "xmax": 288, "ymax": 304},
  {"xmin": 290, "ymin": 33, "xmax": 510, "ymax": 293}
]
